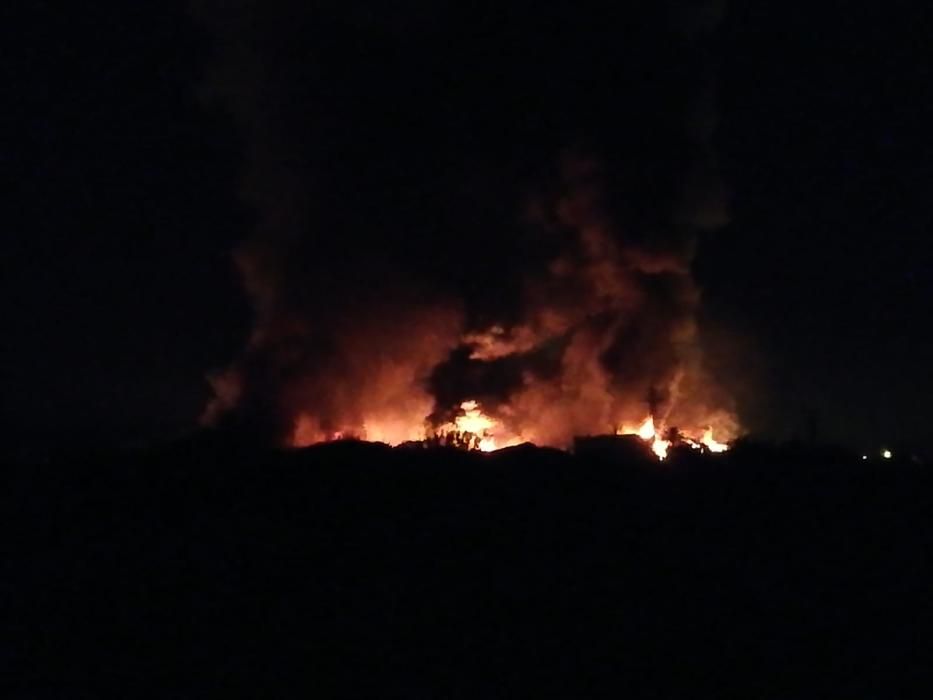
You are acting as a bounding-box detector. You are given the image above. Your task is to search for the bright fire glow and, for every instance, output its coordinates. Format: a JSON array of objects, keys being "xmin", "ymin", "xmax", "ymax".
[
  {"xmin": 291, "ymin": 398, "xmax": 525, "ymax": 452},
  {"xmin": 438, "ymin": 400, "xmax": 523, "ymax": 452},
  {"xmin": 651, "ymin": 438, "xmax": 671, "ymax": 460},
  {"xmin": 636, "ymin": 416, "xmax": 656, "ymax": 440},
  {"xmin": 617, "ymin": 416, "xmax": 671, "ymax": 459},
  {"xmin": 292, "ymin": 400, "xmax": 729, "ymax": 460},
  {"xmin": 700, "ymin": 427, "xmax": 728, "ymax": 453},
  {"xmin": 455, "ymin": 400, "xmax": 496, "ymax": 437},
  {"xmin": 617, "ymin": 416, "xmax": 729, "ymax": 460}
]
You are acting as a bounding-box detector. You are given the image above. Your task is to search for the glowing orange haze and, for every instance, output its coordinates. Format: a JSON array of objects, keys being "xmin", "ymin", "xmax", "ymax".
[
  {"xmin": 205, "ymin": 154, "xmax": 739, "ymax": 460},
  {"xmin": 291, "ymin": 398, "xmax": 732, "ymax": 459}
]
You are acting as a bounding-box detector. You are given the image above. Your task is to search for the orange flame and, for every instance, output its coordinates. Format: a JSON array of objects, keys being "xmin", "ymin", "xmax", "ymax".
[
  {"xmin": 290, "ymin": 378, "xmax": 733, "ymax": 459},
  {"xmin": 437, "ymin": 400, "xmax": 524, "ymax": 452},
  {"xmin": 617, "ymin": 416, "xmax": 729, "ymax": 460},
  {"xmin": 699, "ymin": 427, "xmax": 728, "ymax": 453},
  {"xmin": 293, "ymin": 404, "xmax": 731, "ymax": 459}
]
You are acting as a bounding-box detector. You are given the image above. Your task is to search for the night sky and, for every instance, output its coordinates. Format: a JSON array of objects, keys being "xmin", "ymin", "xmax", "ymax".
[{"xmin": 4, "ymin": 1, "xmax": 932, "ymax": 454}]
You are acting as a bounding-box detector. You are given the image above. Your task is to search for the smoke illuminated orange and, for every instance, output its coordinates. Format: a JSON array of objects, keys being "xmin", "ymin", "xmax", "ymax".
[{"xmin": 209, "ymin": 152, "xmax": 740, "ymax": 460}]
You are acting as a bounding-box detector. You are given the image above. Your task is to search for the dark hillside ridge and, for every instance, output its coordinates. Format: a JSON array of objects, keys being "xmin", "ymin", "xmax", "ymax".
[{"xmin": 5, "ymin": 438, "xmax": 931, "ymax": 698}]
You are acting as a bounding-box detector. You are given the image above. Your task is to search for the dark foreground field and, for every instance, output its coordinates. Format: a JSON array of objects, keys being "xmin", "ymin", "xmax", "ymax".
[{"xmin": 4, "ymin": 437, "xmax": 931, "ymax": 698}]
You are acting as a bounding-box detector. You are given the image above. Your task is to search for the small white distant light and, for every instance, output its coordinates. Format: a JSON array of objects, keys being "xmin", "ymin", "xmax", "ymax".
[
  {"xmin": 861, "ymin": 455, "xmax": 868, "ymax": 460},
  {"xmin": 882, "ymin": 449, "xmax": 892, "ymax": 460}
]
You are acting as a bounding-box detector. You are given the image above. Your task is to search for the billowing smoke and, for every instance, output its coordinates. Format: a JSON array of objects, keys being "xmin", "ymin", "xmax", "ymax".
[{"xmin": 194, "ymin": 0, "xmax": 738, "ymax": 448}]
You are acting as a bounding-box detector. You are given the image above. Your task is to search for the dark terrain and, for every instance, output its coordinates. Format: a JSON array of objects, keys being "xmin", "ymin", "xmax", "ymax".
[{"xmin": 5, "ymin": 437, "xmax": 930, "ymax": 698}]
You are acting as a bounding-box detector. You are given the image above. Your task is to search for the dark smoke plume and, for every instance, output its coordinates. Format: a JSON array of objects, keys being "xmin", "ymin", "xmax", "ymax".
[{"xmin": 194, "ymin": 0, "xmax": 737, "ymax": 447}]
